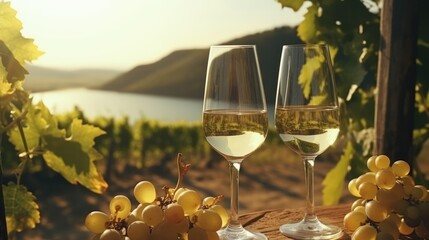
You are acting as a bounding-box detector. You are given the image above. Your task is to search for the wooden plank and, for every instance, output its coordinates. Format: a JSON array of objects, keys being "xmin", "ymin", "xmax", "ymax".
[
  {"xmin": 240, "ymin": 204, "xmax": 351, "ymax": 240},
  {"xmin": 374, "ymin": 0, "xmax": 418, "ymax": 163}
]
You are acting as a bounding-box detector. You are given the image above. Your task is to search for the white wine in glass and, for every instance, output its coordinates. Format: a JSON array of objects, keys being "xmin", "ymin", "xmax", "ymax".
[
  {"xmin": 203, "ymin": 45, "xmax": 268, "ymax": 240},
  {"xmin": 275, "ymin": 44, "xmax": 342, "ymax": 239}
]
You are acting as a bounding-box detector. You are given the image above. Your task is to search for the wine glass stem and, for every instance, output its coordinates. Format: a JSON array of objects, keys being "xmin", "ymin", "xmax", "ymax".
[
  {"xmin": 303, "ymin": 156, "xmax": 316, "ymax": 221},
  {"xmin": 229, "ymin": 161, "xmax": 242, "ymax": 228}
]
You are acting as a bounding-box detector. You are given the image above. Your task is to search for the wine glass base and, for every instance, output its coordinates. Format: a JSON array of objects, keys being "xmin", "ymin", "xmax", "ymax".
[
  {"xmin": 218, "ymin": 227, "xmax": 267, "ymax": 240},
  {"xmin": 279, "ymin": 218, "xmax": 342, "ymax": 240}
]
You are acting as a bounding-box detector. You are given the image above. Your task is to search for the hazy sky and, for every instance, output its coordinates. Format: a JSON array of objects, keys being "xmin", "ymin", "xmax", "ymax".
[{"xmin": 12, "ymin": 0, "xmax": 308, "ymax": 71}]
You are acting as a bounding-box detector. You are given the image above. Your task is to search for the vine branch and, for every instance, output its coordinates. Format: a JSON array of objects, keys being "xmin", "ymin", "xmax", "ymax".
[
  {"xmin": 14, "ymin": 119, "xmax": 31, "ymax": 186},
  {"xmin": 0, "ymin": 136, "xmax": 9, "ymax": 240},
  {"xmin": 0, "ymin": 108, "xmax": 28, "ymax": 135}
]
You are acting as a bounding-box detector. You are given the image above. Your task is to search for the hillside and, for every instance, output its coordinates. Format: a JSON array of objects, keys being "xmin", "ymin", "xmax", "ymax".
[
  {"xmin": 24, "ymin": 65, "xmax": 122, "ymax": 92},
  {"xmin": 100, "ymin": 27, "xmax": 302, "ymax": 104}
]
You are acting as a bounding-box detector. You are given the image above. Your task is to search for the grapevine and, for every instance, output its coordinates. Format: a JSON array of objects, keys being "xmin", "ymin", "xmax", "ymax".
[
  {"xmin": 344, "ymin": 155, "xmax": 429, "ymax": 239},
  {"xmin": 0, "ymin": 2, "xmax": 110, "ymax": 237},
  {"xmin": 85, "ymin": 153, "xmax": 228, "ymax": 240}
]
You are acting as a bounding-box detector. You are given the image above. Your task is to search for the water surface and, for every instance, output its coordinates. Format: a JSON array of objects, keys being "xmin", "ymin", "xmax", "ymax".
[{"xmin": 32, "ymin": 88, "xmax": 203, "ymax": 123}]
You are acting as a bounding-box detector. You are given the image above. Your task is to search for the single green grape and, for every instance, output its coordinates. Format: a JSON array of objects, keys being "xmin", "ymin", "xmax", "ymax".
[
  {"xmin": 352, "ymin": 224, "xmax": 377, "ymax": 240},
  {"xmin": 343, "ymin": 211, "xmax": 367, "ymax": 231},
  {"xmin": 142, "ymin": 204, "xmax": 164, "ymax": 227},
  {"xmin": 177, "ymin": 189, "xmax": 202, "ymax": 216},
  {"xmin": 365, "ymin": 200, "xmax": 388, "ymax": 222},
  {"xmin": 195, "ymin": 209, "xmax": 222, "ymax": 232},
  {"xmin": 391, "ymin": 160, "xmax": 410, "ymax": 177},
  {"xmin": 375, "ymin": 155, "xmax": 391, "ymax": 170},
  {"xmin": 85, "ymin": 211, "xmax": 108, "ymax": 234},
  {"xmin": 109, "ymin": 195, "xmax": 131, "ymax": 220},
  {"xmin": 134, "ymin": 181, "xmax": 156, "ymax": 204}
]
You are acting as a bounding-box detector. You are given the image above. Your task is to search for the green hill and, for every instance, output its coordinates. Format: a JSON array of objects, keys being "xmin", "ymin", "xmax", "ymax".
[
  {"xmin": 25, "ymin": 65, "xmax": 122, "ymax": 92},
  {"xmin": 100, "ymin": 26, "xmax": 302, "ymax": 104}
]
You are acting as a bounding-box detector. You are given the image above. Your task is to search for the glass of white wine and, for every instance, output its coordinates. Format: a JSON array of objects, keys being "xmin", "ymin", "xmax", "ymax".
[
  {"xmin": 275, "ymin": 44, "xmax": 342, "ymax": 239},
  {"xmin": 202, "ymin": 45, "xmax": 268, "ymax": 240}
]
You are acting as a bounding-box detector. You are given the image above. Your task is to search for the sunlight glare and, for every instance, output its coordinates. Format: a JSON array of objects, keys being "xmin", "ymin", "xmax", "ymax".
[{"xmin": 11, "ymin": 0, "xmax": 307, "ymax": 70}]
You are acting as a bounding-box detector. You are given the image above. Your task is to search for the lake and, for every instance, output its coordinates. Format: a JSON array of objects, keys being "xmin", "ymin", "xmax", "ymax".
[
  {"xmin": 31, "ymin": 88, "xmax": 203, "ymax": 123},
  {"xmin": 32, "ymin": 88, "xmax": 275, "ymax": 124}
]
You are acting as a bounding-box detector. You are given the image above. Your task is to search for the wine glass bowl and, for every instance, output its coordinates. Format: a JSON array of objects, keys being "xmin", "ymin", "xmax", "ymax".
[
  {"xmin": 203, "ymin": 45, "xmax": 268, "ymax": 240},
  {"xmin": 275, "ymin": 106, "xmax": 340, "ymax": 156},
  {"xmin": 203, "ymin": 110, "xmax": 268, "ymax": 162},
  {"xmin": 275, "ymin": 44, "xmax": 342, "ymax": 239}
]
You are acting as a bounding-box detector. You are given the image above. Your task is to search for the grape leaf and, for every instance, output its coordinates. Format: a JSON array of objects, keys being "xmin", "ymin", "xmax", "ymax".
[
  {"xmin": 298, "ymin": 56, "xmax": 321, "ymax": 99},
  {"xmin": 0, "ymin": 40, "xmax": 27, "ymax": 83},
  {"xmin": 0, "ymin": 2, "xmax": 43, "ymax": 66},
  {"xmin": 322, "ymin": 140, "xmax": 354, "ymax": 205},
  {"xmin": 354, "ymin": 128, "xmax": 375, "ymax": 156},
  {"xmin": 297, "ymin": 4, "xmax": 318, "ymax": 43},
  {"xmin": 276, "ymin": 0, "xmax": 306, "ymax": 11},
  {"xmin": 0, "ymin": 1, "xmax": 41, "ymax": 116},
  {"xmin": 335, "ymin": 58, "xmax": 367, "ymax": 100},
  {"xmin": 0, "ymin": 78, "xmax": 14, "ymax": 108},
  {"xmin": 3, "ymin": 182, "xmax": 40, "ymax": 234},
  {"xmin": 43, "ymin": 145, "xmax": 108, "ymax": 194},
  {"xmin": 69, "ymin": 118, "xmax": 105, "ymax": 152},
  {"xmin": 8, "ymin": 103, "xmax": 108, "ymax": 193},
  {"xmin": 308, "ymin": 95, "xmax": 327, "ymax": 105},
  {"xmin": 0, "ymin": 80, "xmax": 12, "ymax": 95},
  {"xmin": 43, "ymin": 119, "xmax": 108, "ymax": 193},
  {"xmin": 8, "ymin": 101, "xmax": 64, "ymax": 153}
]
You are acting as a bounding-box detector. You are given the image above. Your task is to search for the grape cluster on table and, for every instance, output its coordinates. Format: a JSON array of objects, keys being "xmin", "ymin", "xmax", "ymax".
[
  {"xmin": 345, "ymin": 155, "xmax": 429, "ymax": 240},
  {"xmin": 85, "ymin": 180, "xmax": 228, "ymax": 240}
]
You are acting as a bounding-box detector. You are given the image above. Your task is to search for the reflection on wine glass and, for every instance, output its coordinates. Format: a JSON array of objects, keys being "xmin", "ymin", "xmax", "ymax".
[
  {"xmin": 275, "ymin": 44, "xmax": 342, "ymax": 239},
  {"xmin": 202, "ymin": 45, "xmax": 268, "ymax": 240}
]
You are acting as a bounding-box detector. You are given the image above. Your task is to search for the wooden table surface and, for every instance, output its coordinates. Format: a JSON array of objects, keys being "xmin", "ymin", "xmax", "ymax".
[{"xmin": 239, "ymin": 204, "xmax": 352, "ymax": 240}]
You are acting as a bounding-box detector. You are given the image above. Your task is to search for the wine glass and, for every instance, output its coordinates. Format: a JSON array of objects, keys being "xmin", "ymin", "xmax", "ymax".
[
  {"xmin": 202, "ymin": 45, "xmax": 268, "ymax": 240},
  {"xmin": 275, "ymin": 44, "xmax": 342, "ymax": 239}
]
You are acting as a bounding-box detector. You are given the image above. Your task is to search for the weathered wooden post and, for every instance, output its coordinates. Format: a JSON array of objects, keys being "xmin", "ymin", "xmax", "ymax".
[{"xmin": 375, "ymin": 0, "xmax": 418, "ymax": 165}]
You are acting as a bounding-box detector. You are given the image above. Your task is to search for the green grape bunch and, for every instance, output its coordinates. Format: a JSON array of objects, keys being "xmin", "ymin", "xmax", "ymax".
[
  {"xmin": 84, "ymin": 154, "xmax": 228, "ymax": 240},
  {"xmin": 344, "ymin": 155, "xmax": 429, "ymax": 240}
]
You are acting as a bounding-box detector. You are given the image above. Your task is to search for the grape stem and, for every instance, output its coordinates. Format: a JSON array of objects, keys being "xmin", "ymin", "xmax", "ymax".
[
  {"xmin": 0, "ymin": 107, "xmax": 28, "ymax": 135},
  {"xmin": 158, "ymin": 154, "xmax": 192, "ymax": 208},
  {"xmin": 106, "ymin": 209, "xmax": 127, "ymax": 235},
  {"xmin": 15, "ymin": 117, "xmax": 31, "ymax": 187},
  {"xmin": 174, "ymin": 153, "xmax": 191, "ymax": 193}
]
